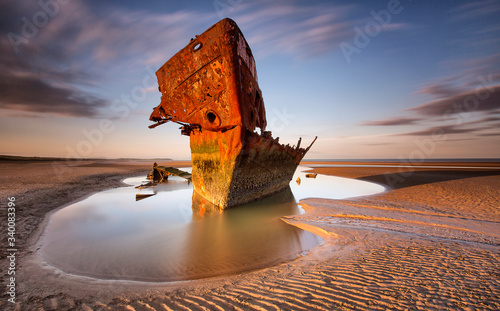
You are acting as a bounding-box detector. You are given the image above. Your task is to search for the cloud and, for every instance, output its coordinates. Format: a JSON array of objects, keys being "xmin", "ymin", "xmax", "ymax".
[
  {"xmin": 362, "ymin": 82, "xmax": 500, "ymax": 129},
  {"xmin": 462, "ymin": 115, "xmax": 500, "ymax": 126},
  {"xmin": 0, "ymin": 1, "xmax": 211, "ymax": 118},
  {"xmin": 361, "ymin": 117, "xmax": 420, "ymax": 126},
  {"xmin": 385, "ymin": 114, "xmax": 500, "ymax": 138},
  {"xmin": 440, "ymin": 53, "xmax": 500, "ymax": 85},
  {"xmin": 355, "ymin": 3, "xmax": 499, "ymax": 143},
  {"xmin": 416, "ymin": 83, "xmax": 466, "ymax": 99},
  {"xmin": 396, "ymin": 124, "xmax": 484, "ymax": 137},
  {"xmin": 407, "ymin": 84, "xmax": 500, "ymax": 117},
  {"xmin": 0, "ymin": 0, "xmax": 413, "ymax": 119},
  {"xmin": 448, "ymin": 1, "xmax": 500, "ymax": 47},
  {"xmin": 0, "ymin": 2, "xmax": 105, "ymax": 117},
  {"xmin": 229, "ymin": 2, "xmax": 413, "ymax": 59},
  {"xmin": 227, "ymin": 1, "xmax": 356, "ymax": 58},
  {"xmin": 1, "ymin": 0, "xmax": 411, "ymax": 119},
  {"xmin": 0, "ymin": 18, "xmax": 107, "ymax": 117},
  {"xmin": 477, "ymin": 132, "xmax": 500, "ymax": 136},
  {"xmin": 362, "ymin": 56, "xmax": 500, "ymax": 139},
  {"xmin": 0, "ymin": 68, "xmax": 106, "ymax": 117},
  {"xmin": 450, "ymin": 0, "xmax": 500, "ymax": 21}
]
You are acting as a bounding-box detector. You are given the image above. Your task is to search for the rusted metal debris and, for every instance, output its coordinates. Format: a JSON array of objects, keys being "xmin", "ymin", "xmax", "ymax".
[
  {"xmin": 149, "ymin": 18, "xmax": 316, "ymax": 209},
  {"xmin": 135, "ymin": 164, "xmax": 192, "ymax": 201},
  {"xmin": 146, "ymin": 163, "xmax": 192, "ymax": 183}
]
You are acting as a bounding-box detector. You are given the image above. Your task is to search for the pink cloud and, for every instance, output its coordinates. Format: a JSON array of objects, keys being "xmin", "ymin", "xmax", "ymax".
[
  {"xmin": 228, "ymin": 2, "xmax": 357, "ymax": 58},
  {"xmin": 408, "ymin": 85, "xmax": 500, "ymax": 117},
  {"xmin": 361, "ymin": 117, "xmax": 420, "ymax": 126},
  {"xmin": 450, "ymin": 0, "xmax": 500, "ymax": 21}
]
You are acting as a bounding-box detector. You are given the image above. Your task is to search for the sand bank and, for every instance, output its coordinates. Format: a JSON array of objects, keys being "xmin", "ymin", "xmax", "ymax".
[{"xmin": 1, "ymin": 160, "xmax": 499, "ymax": 310}]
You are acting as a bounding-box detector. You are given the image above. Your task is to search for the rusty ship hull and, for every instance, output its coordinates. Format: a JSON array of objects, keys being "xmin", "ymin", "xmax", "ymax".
[{"xmin": 150, "ymin": 18, "xmax": 315, "ymax": 209}]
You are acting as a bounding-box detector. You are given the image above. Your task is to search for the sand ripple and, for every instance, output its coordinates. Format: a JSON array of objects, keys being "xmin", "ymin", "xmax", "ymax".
[
  {"xmin": 2, "ymin": 162, "xmax": 499, "ymax": 310},
  {"xmin": 9, "ymin": 236, "xmax": 499, "ymax": 310}
]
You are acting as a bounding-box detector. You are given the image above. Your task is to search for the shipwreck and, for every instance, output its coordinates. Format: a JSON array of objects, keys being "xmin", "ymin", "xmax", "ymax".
[{"xmin": 149, "ymin": 18, "xmax": 316, "ymax": 209}]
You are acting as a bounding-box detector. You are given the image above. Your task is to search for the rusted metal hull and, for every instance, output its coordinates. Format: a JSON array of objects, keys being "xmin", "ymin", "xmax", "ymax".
[
  {"xmin": 149, "ymin": 18, "xmax": 316, "ymax": 209},
  {"xmin": 191, "ymin": 130, "xmax": 312, "ymax": 208}
]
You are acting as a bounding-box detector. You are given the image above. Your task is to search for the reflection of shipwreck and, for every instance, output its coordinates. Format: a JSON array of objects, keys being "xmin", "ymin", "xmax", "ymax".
[{"xmin": 149, "ymin": 18, "xmax": 316, "ymax": 209}]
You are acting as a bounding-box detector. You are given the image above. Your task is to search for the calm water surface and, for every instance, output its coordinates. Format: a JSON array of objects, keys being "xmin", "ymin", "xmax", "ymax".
[{"xmin": 41, "ymin": 166, "xmax": 384, "ymax": 282}]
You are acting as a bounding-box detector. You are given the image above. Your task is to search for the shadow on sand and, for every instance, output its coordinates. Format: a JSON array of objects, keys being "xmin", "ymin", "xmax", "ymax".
[{"xmin": 356, "ymin": 169, "xmax": 500, "ymax": 190}]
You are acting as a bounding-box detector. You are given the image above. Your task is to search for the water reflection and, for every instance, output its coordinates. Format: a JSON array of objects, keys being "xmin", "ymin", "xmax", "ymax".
[
  {"xmin": 41, "ymin": 166, "xmax": 384, "ymax": 282},
  {"xmin": 183, "ymin": 188, "xmax": 317, "ymax": 280},
  {"xmin": 41, "ymin": 175, "xmax": 321, "ymax": 282}
]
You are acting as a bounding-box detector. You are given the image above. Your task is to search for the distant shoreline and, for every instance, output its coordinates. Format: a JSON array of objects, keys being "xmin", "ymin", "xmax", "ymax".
[
  {"xmin": 1, "ymin": 154, "xmax": 498, "ymax": 165},
  {"xmin": 0, "ymin": 155, "xmax": 174, "ymax": 162}
]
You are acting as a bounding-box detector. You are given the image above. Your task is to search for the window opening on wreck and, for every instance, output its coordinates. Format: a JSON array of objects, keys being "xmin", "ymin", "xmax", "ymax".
[
  {"xmin": 206, "ymin": 111, "xmax": 217, "ymax": 123},
  {"xmin": 254, "ymin": 91, "xmax": 261, "ymax": 106},
  {"xmin": 193, "ymin": 42, "xmax": 202, "ymax": 51}
]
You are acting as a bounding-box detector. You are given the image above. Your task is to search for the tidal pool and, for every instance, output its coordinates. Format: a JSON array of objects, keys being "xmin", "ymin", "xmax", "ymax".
[{"xmin": 40, "ymin": 166, "xmax": 385, "ymax": 282}]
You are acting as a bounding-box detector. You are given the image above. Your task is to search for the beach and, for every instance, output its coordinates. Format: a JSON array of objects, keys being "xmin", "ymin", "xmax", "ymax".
[{"xmin": 1, "ymin": 160, "xmax": 499, "ymax": 310}]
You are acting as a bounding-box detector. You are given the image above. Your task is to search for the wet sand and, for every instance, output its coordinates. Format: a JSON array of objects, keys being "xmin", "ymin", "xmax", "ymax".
[{"xmin": 1, "ymin": 160, "xmax": 499, "ymax": 310}]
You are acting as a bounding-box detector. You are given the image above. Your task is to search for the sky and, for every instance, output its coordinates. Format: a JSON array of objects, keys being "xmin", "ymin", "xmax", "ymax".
[{"xmin": 1, "ymin": 0, "xmax": 499, "ymax": 160}]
